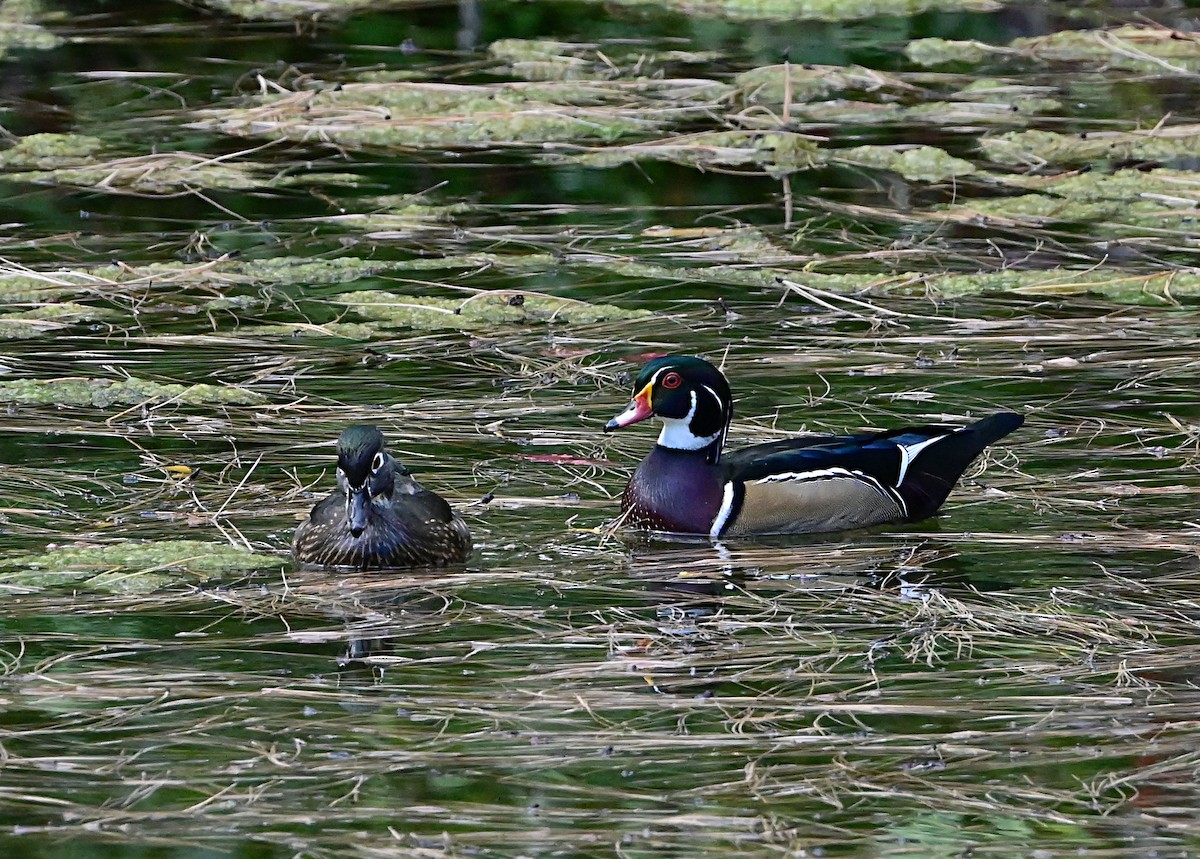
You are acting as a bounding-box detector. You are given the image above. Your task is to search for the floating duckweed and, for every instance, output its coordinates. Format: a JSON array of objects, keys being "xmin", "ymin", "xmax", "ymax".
[
  {"xmin": 0, "ymin": 269, "xmax": 99, "ymax": 302},
  {"xmin": 604, "ymin": 258, "xmax": 781, "ymax": 288},
  {"xmin": 1001, "ymin": 167, "xmax": 1200, "ymax": 202},
  {"xmin": 488, "ymin": 39, "xmax": 601, "ymax": 81},
  {"xmin": 566, "ymin": 131, "xmax": 821, "ymax": 176},
  {"xmin": 395, "ymin": 253, "xmax": 561, "ymax": 272},
  {"xmin": 904, "ymin": 38, "xmax": 998, "ymax": 66},
  {"xmin": 363, "ymin": 196, "xmax": 471, "ymax": 219},
  {"xmin": 489, "ymin": 38, "xmax": 583, "ymax": 62},
  {"xmin": 952, "ymin": 79, "xmax": 1061, "ymax": 114},
  {"xmin": 599, "ymin": 0, "xmax": 999, "ymax": 22},
  {"xmin": 786, "ymin": 101, "xmax": 904, "ymax": 126},
  {"xmin": 91, "ymin": 256, "xmax": 386, "ymax": 289},
  {"xmin": 567, "ymin": 258, "xmax": 1200, "ymax": 306},
  {"xmin": 908, "ymin": 25, "xmax": 1200, "ymax": 72},
  {"xmin": 239, "ymin": 256, "xmax": 388, "ymax": 284},
  {"xmin": 0, "ymin": 0, "xmax": 61, "ymax": 59},
  {"xmin": 198, "ymin": 0, "xmax": 378, "ymax": 20},
  {"xmin": 250, "ymin": 320, "xmax": 389, "ymax": 340},
  {"xmin": 0, "ymin": 256, "xmax": 555, "ymax": 305},
  {"xmin": 201, "ymin": 294, "xmax": 261, "ymax": 312},
  {"xmin": 192, "ymin": 79, "xmax": 726, "ymax": 151},
  {"xmin": 641, "ymin": 225, "xmax": 784, "ymax": 257},
  {"xmin": 566, "ymin": 134, "xmax": 970, "ymax": 181},
  {"xmin": 836, "ymin": 144, "xmax": 976, "ymax": 182},
  {"xmin": 316, "ymin": 200, "xmax": 471, "ymax": 231},
  {"xmin": 202, "ymin": 85, "xmax": 638, "ymax": 149},
  {"xmin": 776, "ymin": 269, "xmax": 1200, "ymax": 305},
  {"xmin": 0, "ymin": 319, "xmax": 56, "ymax": 339},
  {"xmin": 780, "ymin": 78, "xmax": 1057, "ymax": 128},
  {"xmin": 0, "ymin": 540, "xmax": 276, "ymax": 594},
  {"xmin": 0, "ymin": 133, "xmax": 103, "ymax": 170},
  {"xmin": 0, "ymin": 134, "xmax": 360, "ymax": 195},
  {"xmin": 930, "ymin": 270, "xmax": 1200, "ymax": 304},
  {"xmin": 1011, "ymin": 25, "xmax": 1200, "ymax": 73},
  {"xmin": 337, "ymin": 290, "xmax": 650, "ymax": 332},
  {"xmin": 9, "ymin": 301, "xmax": 111, "ymax": 320},
  {"xmin": 937, "ymin": 194, "xmax": 1125, "ymax": 226},
  {"xmin": 905, "ymin": 99, "xmax": 1052, "ymax": 125},
  {"xmin": 792, "ymin": 98, "xmax": 1047, "ymax": 129},
  {"xmin": 245, "ymin": 285, "xmax": 655, "ymax": 338},
  {"xmin": 982, "ymin": 126, "xmax": 1200, "ymax": 167},
  {"xmin": 0, "ymin": 377, "xmax": 266, "ymax": 407},
  {"xmin": 734, "ymin": 63, "xmax": 906, "ymax": 104},
  {"xmin": 938, "ymin": 169, "xmax": 1200, "ymax": 235},
  {"xmin": 0, "ymin": 302, "xmax": 120, "ymax": 339}
]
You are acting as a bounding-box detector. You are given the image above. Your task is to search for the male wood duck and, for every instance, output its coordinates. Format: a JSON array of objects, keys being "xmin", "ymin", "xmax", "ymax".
[
  {"xmin": 604, "ymin": 355, "xmax": 1023, "ymax": 537},
  {"xmin": 293, "ymin": 425, "xmax": 472, "ymax": 568}
]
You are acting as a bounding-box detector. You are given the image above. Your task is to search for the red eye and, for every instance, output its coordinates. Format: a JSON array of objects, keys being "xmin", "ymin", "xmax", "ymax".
[{"xmin": 661, "ymin": 372, "xmax": 682, "ymax": 389}]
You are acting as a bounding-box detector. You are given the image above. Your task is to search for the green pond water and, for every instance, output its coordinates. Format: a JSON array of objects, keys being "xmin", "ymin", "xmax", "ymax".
[{"xmin": 2, "ymin": 1, "xmax": 1200, "ymax": 857}]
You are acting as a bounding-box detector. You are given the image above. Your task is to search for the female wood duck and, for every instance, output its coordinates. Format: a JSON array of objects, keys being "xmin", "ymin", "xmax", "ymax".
[
  {"xmin": 293, "ymin": 425, "xmax": 472, "ymax": 568},
  {"xmin": 604, "ymin": 355, "xmax": 1023, "ymax": 537}
]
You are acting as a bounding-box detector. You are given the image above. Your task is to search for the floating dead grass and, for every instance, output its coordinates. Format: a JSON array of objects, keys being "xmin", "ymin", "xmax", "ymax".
[{"xmin": 4, "ymin": 553, "xmax": 1200, "ymax": 854}]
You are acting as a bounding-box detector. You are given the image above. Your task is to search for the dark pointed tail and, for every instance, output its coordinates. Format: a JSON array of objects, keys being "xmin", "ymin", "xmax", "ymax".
[{"xmin": 899, "ymin": 412, "xmax": 1023, "ymax": 521}]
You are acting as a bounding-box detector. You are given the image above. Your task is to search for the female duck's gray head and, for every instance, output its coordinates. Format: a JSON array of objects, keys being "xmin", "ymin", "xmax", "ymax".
[{"xmin": 335, "ymin": 425, "xmax": 403, "ymax": 537}]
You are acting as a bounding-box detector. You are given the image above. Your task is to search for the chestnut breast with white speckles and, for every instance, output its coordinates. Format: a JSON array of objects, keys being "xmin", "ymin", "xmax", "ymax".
[
  {"xmin": 293, "ymin": 484, "xmax": 471, "ymax": 569},
  {"xmin": 620, "ymin": 446, "xmax": 724, "ymax": 535}
]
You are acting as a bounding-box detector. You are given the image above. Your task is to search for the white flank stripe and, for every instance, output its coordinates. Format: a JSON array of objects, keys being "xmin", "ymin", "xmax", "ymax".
[
  {"xmin": 710, "ymin": 481, "xmax": 737, "ymax": 539},
  {"xmin": 756, "ymin": 467, "xmax": 907, "ymax": 516},
  {"xmin": 755, "ymin": 467, "xmax": 859, "ymax": 484}
]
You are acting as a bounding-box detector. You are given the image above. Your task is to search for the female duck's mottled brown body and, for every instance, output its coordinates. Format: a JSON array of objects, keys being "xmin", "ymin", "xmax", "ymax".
[
  {"xmin": 293, "ymin": 425, "xmax": 471, "ymax": 569},
  {"xmin": 605, "ymin": 356, "xmax": 1023, "ymax": 538}
]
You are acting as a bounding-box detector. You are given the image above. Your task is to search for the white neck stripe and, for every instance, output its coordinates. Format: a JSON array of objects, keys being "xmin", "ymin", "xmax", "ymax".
[{"xmin": 656, "ymin": 390, "xmax": 720, "ymax": 450}]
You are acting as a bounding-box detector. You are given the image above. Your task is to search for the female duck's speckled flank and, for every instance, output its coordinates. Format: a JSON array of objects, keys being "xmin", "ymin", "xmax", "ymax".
[
  {"xmin": 605, "ymin": 356, "xmax": 1022, "ymax": 537},
  {"xmin": 293, "ymin": 425, "xmax": 471, "ymax": 569}
]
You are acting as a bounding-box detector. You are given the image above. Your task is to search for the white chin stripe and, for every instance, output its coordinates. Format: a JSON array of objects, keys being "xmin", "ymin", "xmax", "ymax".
[
  {"xmin": 657, "ymin": 390, "xmax": 719, "ymax": 450},
  {"xmin": 657, "ymin": 417, "xmax": 720, "ymax": 450}
]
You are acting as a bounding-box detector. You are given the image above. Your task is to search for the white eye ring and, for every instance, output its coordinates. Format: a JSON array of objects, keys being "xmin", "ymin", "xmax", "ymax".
[{"xmin": 371, "ymin": 452, "xmax": 384, "ymax": 472}]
